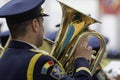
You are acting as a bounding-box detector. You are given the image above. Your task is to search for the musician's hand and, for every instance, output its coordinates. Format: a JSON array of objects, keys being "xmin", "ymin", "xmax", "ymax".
[{"xmin": 74, "ymin": 38, "xmax": 96, "ymax": 60}]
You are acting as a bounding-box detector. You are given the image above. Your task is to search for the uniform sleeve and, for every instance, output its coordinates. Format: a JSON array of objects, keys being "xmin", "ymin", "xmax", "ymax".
[
  {"xmin": 74, "ymin": 57, "xmax": 92, "ymax": 80},
  {"xmin": 33, "ymin": 55, "xmax": 65, "ymax": 80},
  {"xmin": 60, "ymin": 57, "xmax": 92, "ymax": 80},
  {"xmin": 33, "ymin": 55, "xmax": 92, "ymax": 80}
]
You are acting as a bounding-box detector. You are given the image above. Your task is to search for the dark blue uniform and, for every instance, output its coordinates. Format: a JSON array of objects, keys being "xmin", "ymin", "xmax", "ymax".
[
  {"xmin": 0, "ymin": 0, "xmax": 92, "ymax": 80},
  {"xmin": 0, "ymin": 40, "xmax": 92, "ymax": 80}
]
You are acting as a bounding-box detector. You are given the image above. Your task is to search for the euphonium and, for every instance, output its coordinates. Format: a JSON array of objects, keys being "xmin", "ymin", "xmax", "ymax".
[{"xmin": 50, "ymin": 0, "xmax": 106, "ymax": 76}]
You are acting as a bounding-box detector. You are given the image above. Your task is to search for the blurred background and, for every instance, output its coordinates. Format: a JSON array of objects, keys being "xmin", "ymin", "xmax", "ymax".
[{"xmin": 0, "ymin": 0, "xmax": 120, "ymax": 79}]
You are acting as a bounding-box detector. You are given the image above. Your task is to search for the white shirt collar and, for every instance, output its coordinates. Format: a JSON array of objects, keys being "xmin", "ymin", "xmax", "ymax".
[{"xmin": 14, "ymin": 40, "xmax": 38, "ymax": 50}]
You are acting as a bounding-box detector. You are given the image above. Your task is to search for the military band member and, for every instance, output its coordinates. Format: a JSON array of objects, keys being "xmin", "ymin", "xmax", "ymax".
[{"xmin": 0, "ymin": 0, "xmax": 95, "ymax": 80}]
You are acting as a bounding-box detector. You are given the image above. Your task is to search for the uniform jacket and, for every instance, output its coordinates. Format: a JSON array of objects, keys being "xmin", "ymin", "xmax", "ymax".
[{"xmin": 0, "ymin": 40, "xmax": 92, "ymax": 80}]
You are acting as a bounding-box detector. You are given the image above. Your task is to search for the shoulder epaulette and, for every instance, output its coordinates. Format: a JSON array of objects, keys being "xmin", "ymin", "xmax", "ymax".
[
  {"xmin": 30, "ymin": 49, "xmax": 49, "ymax": 55},
  {"xmin": 27, "ymin": 53, "xmax": 43, "ymax": 80}
]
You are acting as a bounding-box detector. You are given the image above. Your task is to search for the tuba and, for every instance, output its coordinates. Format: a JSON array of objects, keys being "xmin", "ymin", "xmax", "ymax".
[{"xmin": 50, "ymin": 0, "xmax": 106, "ymax": 76}]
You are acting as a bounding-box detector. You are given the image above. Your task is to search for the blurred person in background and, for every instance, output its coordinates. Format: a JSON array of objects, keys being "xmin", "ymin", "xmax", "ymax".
[{"xmin": 107, "ymin": 48, "xmax": 120, "ymax": 59}]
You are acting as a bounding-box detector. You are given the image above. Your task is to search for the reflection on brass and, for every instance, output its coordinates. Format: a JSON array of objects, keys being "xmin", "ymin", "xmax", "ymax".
[
  {"xmin": 39, "ymin": 38, "xmax": 54, "ymax": 54},
  {"xmin": 51, "ymin": 1, "xmax": 106, "ymax": 76}
]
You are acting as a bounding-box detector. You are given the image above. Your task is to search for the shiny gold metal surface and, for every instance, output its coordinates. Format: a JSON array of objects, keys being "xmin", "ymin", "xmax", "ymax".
[{"xmin": 50, "ymin": 1, "xmax": 106, "ymax": 76}]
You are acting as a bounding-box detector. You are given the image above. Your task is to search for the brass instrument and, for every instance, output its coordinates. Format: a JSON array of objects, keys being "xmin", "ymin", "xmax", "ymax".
[
  {"xmin": 0, "ymin": 46, "xmax": 4, "ymax": 54},
  {"xmin": 0, "ymin": 35, "xmax": 11, "ymax": 57},
  {"xmin": 50, "ymin": 0, "xmax": 106, "ymax": 76},
  {"xmin": 39, "ymin": 37, "xmax": 54, "ymax": 53}
]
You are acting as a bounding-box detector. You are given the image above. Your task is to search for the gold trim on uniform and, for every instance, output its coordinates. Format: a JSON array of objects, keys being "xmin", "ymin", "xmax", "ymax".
[
  {"xmin": 76, "ymin": 67, "xmax": 92, "ymax": 76},
  {"xmin": 27, "ymin": 53, "xmax": 43, "ymax": 80},
  {"xmin": 30, "ymin": 49, "xmax": 49, "ymax": 55},
  {"xmin": 28, "ymin": 49, "xmax": 65, "ymax": 80}
]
